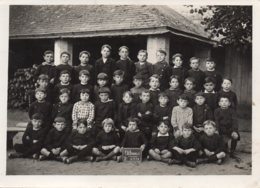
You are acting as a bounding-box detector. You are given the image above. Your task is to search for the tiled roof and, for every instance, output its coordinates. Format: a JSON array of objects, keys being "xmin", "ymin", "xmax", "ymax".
[{"xmin": 9, "ymin": 5, "xmax": 212, "ymax": 43}]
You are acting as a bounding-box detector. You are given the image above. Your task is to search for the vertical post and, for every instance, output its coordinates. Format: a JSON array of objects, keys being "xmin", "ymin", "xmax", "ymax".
[
  {"xmin": 54, "ymin": 39, "xmax": 73, "ymax": 65},
  {"xmin": 147, "ymin": 35, "xmax": 170, "ymax": 64}
]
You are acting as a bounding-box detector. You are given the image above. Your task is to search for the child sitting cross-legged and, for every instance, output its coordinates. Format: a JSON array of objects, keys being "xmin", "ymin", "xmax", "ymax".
[
  {"xmin": 61, "ymin": 119, "xmax": 95, "ymax": 164},
  {"xmin": 39, "ymin": 117, "xmax": 70, "ymax": 161},
  {"xmin": 118, "ymin": 117, "xmax": 148, "ymax": 162},
  {"xmin": 148, "ymin": 121, "xmax": 173, "ymax": 163},
  {"xmin": 168, "ymin": 123, "xmax": 200, "ymax": 168},
  {"xmin": 93, "ymin": 118, "xmax": 121, "ymax": 162},
  {"xmin": 8, "ymin": 113, "xmax": 47, "ymax": 159},
  {"xmin": 197, "ymin": 120, "xmax": 226, "ymax": 165}
]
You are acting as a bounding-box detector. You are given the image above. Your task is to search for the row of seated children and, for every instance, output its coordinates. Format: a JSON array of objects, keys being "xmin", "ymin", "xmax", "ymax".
[{"xmin": 9, "ymin": 113, "xmax": 235, "ymax": 168}]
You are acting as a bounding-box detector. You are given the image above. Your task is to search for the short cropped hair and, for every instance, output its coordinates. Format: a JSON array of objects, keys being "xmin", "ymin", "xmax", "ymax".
[
  {"xmin": 59, "ymin": 88, "xmax": 71, "ymax": 95},
  {"xmin": 113, "ymin": 70, "xmax": 124, "ymax": 77},
  {"xmin": 185, "ymin": 77, "xmax": 195, "ymax": 84},
  {"xmin": 43, "ymin": 50, "xmax": 54, "ymax": 56},
  {"xmin": 204, "ymin": 77, "xmax": 216, "ymax": 84},
  {"xmin": 138, "ymin": 49, "xmax": 148, "ymax": 56},
  {"xmin": 119, "ymin": 46, "xmax": 129, "ymax": 52},
  {"xmin": 172, "ymin": 53, "xmax": 183, "ymax": 60},
  {"xmin": 77, "ymin": 119, "xmax": 88, "ymax": 127},
  {"xmin": 170, "ymin": 75, "xmax": 180, "ymax": 83},
  {"xmin": 80, "ymin": 88, "xmax": 90, "ymax": 94},
  {"xmin": 38, "ymin": 74, "xmax": 49, "ymax": 81},
  {"xmin": 222, "ymin": 78, "xmax": 233, "ymax": 84},
  {"xmin": 178, "ymin": 94, "xmax": 189, "ymax": 101},
  {"xmin": 150, "ymin": 74, "xmax": 160, "ymax": 81},
  {"xmin": 219, "ymin": 96, "xmax": 231, "ymax": 102},
  {"xmin": 101, "ymin": 44, "xmax": 112, "ymax": 51},
  {"xmin": 123, "ymin": 91, "xmax": 133, "ymax": 98},
  {"xmin": 60, "ymin": 51, "xmax": 71, "ymax": 58},
  {"xmin": 79, "ymin": 50, "xmax": 91, "ymax": 58},
  {"xmin": 183, "ymin": 123, "xmax": 192, "ymax": 130},
  {"xmin": 97, "ymin": 73, "xmax": 108, "ymax": 80},
  {"xmin": 102, "ymin": 118, "xmax": 114, "ymax": 127},
  {"xmin": 141, "ymin": 89, "xmax": 150, "ymax": 95},
  {"xmin": 158, "ymin": 121, "xmax": 170, "ymax": 128},
  {"xmin": 35, "ymin": 87, "xmax": 46, "ymax": 94},
  {"xmin": 158, "ymin": 92, "xmax": 169, "ymax": 99},
  {"xmin": 127, "ymin": 117, "xmax": 140, "ymax": 126},
  {"xmin": 98, "ymin": 87, "xmax": 111, "ymax": 94},
  {"xmin": 54, "ymin": 116, "xmax": 66, "ymax": 123},
  {"xmin": 60, "ymin": 70, "xmax": 71, "ymax": 76},
  {"xmin": 203, "ymin": 120, "xmax": 216, "ymax": 128},
  {"xmin": 195, "ymin": 91, "xmax": 205, "ymax": 98},
  {"xmin": 79, "ymin": 70, "xmax": 90, "ymax": 77},
  {"xmin": 31, "ymin": 113, "xmax": 44, "ymax": 120},
  {"xmin": 205, "ymin": 57, "xmax": 215, "ymax": 62},
  {"xmin": 133, "ymin": 74, "xmax": 143, "ymax": 80},
  {"xmin": 189, "ymin": 56, "xmax": 200, "ymax": 62},
  {"xmin": 157, "ymin": 49, "xmax": 167, "ymax": 55}
]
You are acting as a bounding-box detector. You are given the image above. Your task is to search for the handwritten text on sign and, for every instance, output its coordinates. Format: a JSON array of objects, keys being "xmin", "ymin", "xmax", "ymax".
[{"xmin": 122, "ymin": 148, "xmax": 142, "ymax": 161}]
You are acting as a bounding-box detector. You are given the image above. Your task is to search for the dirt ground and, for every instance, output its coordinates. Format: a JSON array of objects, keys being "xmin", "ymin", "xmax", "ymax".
[{"xmin": 6, "ymin": 152, "xmax": 251, "ymax": 175}]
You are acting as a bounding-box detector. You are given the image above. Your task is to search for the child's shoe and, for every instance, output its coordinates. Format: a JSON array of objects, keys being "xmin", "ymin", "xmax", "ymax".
[
  {"xmin": 112, "ymin": 156, "xmax": 117, "ymax": 161},
  {"xmin": 85, "ymin": 156, "xmax": 94, "ymax": 162},
  {"xmin": 196, "ymin": 158, "xmax": 209, "ymax": 164},
  {"xmin": 185, "ymin": 161, "xmax": 196, "ymax": 168},
  {"xmin": 38, "ymin": 155, "xmax": 48, "ymax": 161},
  {"xmin": 168, "ymin": 158, "xmax": 182, "ymax": 165},
  {"xmin": 146, "ymin": 155, "xmax": 151, "ymax": 161},
  {"xmin": 117, "ymin": 155, "xmax": 123, "ymax": 163},
  {"xmin": 8, "ymin": 152, "xmax": 23, "ymax": 159},
  {"xmin": 216, "ymin": 159, "xmax": 223, "ymax": 165},
  {"xmin": 66, "ymin": 156, "xmax": 78, "ymax": 164},
  {"xmin": 32, "ymin": 154, "xmax": 39, "ymax": 159},
  {"xmin": 95, "ymin": 156, "xmax": 104, "ymax": 162}
]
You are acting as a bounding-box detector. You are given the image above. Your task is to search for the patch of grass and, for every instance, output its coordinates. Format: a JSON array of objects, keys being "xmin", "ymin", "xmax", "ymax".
[{"xmin": 7, "ymin": 110, "xmax": 29, "ymax": 127}]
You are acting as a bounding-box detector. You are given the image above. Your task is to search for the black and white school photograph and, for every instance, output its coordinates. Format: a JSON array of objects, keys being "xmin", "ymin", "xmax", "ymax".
[{"xmin": 0, "ymin": 0, "xmax": 258, "ymax": 187}]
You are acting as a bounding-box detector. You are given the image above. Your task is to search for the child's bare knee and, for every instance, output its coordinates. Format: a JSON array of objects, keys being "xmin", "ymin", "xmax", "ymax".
[
  {"xmin": 113, "ymin": 146, "xmax": 120, "ymax": 153},
  {"xmin": 92, "ymin": 148, "xmax": 99, "ymax": 154},
  {"xmin": 217, "ymin": 152, "xmax": 226, "ymax": 159}
]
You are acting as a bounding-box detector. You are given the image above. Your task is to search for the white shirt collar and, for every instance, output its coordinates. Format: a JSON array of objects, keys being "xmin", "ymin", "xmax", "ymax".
[
  {"xmin": 102, "ymin": 58, "xmax": 108, "ymax": 63},
  {"xmin": 204, "ymin": 90, "xmax": 215, "ymax": 93},
  {"xmin": 158, "ymin": 132, "xmax": 169, "ymax": 137}
]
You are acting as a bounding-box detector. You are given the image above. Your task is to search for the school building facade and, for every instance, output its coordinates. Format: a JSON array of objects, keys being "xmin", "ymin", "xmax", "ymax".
[{"xmin": 9, "ymin": 5, "xmax": 252, "ymax": 107}]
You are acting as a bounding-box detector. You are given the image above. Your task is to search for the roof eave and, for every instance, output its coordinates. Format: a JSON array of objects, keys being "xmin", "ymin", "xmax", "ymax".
[{"xmin": 9, "ymin": 26, "xmax": 217, "ymax": 45}]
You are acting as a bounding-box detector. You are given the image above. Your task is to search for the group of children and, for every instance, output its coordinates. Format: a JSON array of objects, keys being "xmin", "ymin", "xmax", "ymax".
[{"xmin": 8, "ymin": 44, "xmax": 240, "ymax": 168}]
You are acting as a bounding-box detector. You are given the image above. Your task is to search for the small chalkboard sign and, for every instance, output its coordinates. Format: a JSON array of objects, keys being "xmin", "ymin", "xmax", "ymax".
[{"xmin": 122, "ymin": 148, "xmax": 142, "ymax": 162}]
